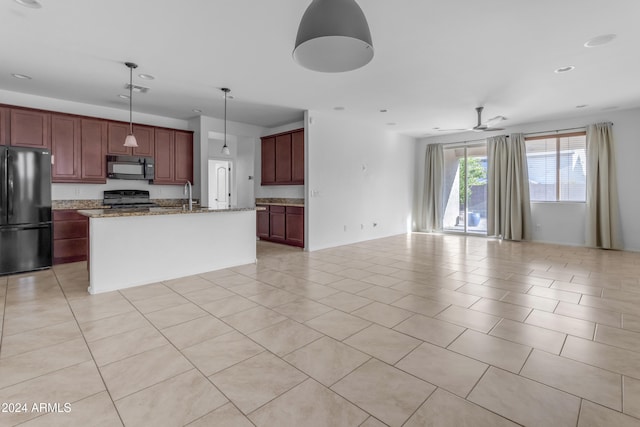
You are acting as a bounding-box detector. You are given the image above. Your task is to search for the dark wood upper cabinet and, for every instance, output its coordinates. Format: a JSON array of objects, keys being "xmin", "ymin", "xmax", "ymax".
[
  {"xmin": 261, "ymin": 129, "xmax": 304, "ymax": 186},
  {"xmin": 51, "ymin": 114, "xmax": 81, "ymax": 182},
  {"xmin": 107, "ymin": 122, "xmax": 155, "ymax": 157},
  {"xmin": 106, "ymin": 122, "xmax": 130, "ymax": 155},
  {"xmin": 10, "ymin": 109, "xmax": 50, "ymax": 149},
  {"xmin": 275, "ymin": 134, "xmax": 292, "ymax": 183},
  {"xmin": 51, "ymin": 115, "xmax": 106, "ymax": 183},
  {"xmin": 132, "ymin": 124, "xmax": 154, "ymax": 157},
  {"xmin": 153, "ymin": 128, "xmax": 175, "ymax": 184},
  {"xmin": 80, "ymin": 119, "xmax": 107, "ymax": 183},
  {"xmin": 0, "ymin": 107, "xmax": 8, "ymax": 146},
  {"xmin": 291, "ymin": 130, "xmax": 304, "ymax": 184},
  {"xmin": 261, "ymin": 136, "xmax": 276, "ymax": 185},
  {"xmin": 174, "ymin": 130, "xmax": 193, "ymax": 184},
  {"xmin": 1, "ymin": 103, "xmax": 190, "ymax": 185}
]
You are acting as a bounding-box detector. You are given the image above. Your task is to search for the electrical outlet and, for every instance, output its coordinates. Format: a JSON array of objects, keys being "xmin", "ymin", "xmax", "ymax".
[
  {"xmin": 343, "ymin": 225, "xmax": 347, "ymax": 232},
  {"xmin": 360, "ymin": 224, "xmax": 364, "ymax": 230}
]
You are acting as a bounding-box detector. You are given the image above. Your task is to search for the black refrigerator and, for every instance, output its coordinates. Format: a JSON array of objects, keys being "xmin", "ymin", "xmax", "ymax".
[{"xmin": 0, "ymin": 146, "xmax": 52, "ymax": 275}]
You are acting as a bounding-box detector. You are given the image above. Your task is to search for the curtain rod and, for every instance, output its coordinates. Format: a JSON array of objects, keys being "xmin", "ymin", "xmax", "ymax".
[{"xmin": 436, "ymin": 122, "xmax": 614, "ymax": 145}]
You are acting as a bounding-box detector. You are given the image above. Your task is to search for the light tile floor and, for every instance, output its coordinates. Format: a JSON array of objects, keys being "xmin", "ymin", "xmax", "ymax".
[{"xmin": 1, "ymin": 234, "xmax": 640, "ymax": 426}]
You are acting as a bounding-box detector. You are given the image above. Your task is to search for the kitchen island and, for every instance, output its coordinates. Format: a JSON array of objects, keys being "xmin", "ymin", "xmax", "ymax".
[{"xmin": 78, "ymin": 207, "xmax": 261, "ymax": 294}]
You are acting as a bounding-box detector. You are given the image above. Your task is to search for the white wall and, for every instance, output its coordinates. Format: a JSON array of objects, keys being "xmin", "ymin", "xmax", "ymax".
[
  {"xmin": 191, "ymin": 116, "xmax": 264, "ymax": 207},
  {"xmin": 415, "ymin": 107, "xmax": 640, "ymax": 251},
  {"xmin": 254, "ymin": 120, "xmax": 306, "ymax": 200},
  {"xmin": 306, "ymin": 111, "xmax": 415, "ymax": 251}
]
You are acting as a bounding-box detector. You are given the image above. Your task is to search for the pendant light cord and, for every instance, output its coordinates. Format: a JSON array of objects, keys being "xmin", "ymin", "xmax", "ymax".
[
  {"xmin": 224, "ymin": 89, "xmax": 227, "ymax": 147},
  {"xmin": 129, "ymin": 65, "xmax": 133, "ymax": 135}
]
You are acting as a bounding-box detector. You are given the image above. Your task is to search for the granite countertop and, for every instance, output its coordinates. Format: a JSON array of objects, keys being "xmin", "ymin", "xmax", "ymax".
[
  {"xmin": 78, "ymin": 206, "xmax": 263, "ymax": 218},
  {"xmin": 255, "ymin": 198, "xmax": 304, "ymax": 208},
  {"xmin": 53, "ymin": 199, "xmax": 199, "ymax": 210}
]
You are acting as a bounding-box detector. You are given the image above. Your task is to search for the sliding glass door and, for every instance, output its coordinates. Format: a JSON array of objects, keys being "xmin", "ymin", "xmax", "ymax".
[{"xmin": 442, "ymin": 143, "xmax": 487, "ymax": 234}]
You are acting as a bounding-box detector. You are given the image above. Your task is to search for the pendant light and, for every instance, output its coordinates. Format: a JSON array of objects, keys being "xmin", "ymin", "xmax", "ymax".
[
  {"xmin": 123, "ymin": 62, "xmax": 139, "ymax": 148},
  {"xmin": 293, "ymin": 0, "xmax": 374, "ymax": 73},
  {"xmin": 221, "ymin": 88, "xmax": 231, "ymax": 155}
]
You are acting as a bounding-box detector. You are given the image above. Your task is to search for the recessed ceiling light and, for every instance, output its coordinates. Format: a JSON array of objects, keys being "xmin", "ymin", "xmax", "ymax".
[
  {"xmin": 333, "ymin": 106, "xmax": 345, "ymax": 111},
  {"xmin": 11, "ymin": 73, "xmax": 32, "ymax": 79},
  {"xmin": 584, "ymin": 34, "xmax": 616, "ymax": 48},
  {"xmin": 554, "ymin": 66, "xmax": 575, "ymax": 73},
  {"xmin": 386, "ymin": 122, "xmax": 397, "ymax": 126},
  {"xmin": 192, "ymin": 109, "xmax": 202, "ymax": 113},
  {"xmin": 576, "ymin": 104, "xmax": 588, "ymax": 108},
  {"xmin": 432, "ymin": 127, "xmax": 440, "ymax": 130},
  {"xmin": 118, "ymin": 94, "xmax": 129, "ymax": 99},
  {"xmin": 14, "ymin": 0, "xmax": 41, "ymax": 8},
  {"xmin": 379, "ymin": 109, "xmax": 388, "ymax": 113},
  {"xmin": 138, "ymin": 73, "xmax": 155, "ymax": 80}
]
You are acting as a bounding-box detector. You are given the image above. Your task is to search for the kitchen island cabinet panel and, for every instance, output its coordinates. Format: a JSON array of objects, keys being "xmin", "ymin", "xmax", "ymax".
[
  {"xmin": 51, "ymin": 114, "xmax": 81, "ymax": 181},
  {"xmin": 10, "ymin": 108, "xmax": 50, "ymax": 149},
  {"xmin": 174, "ymin": 130, "xmax": 193, "ymax": 184}
]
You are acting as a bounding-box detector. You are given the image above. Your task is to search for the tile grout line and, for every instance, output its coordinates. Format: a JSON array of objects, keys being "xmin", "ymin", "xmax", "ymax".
[{"xmin": 52, "ymin": 266, "xmax": 128, "ymax": 427}]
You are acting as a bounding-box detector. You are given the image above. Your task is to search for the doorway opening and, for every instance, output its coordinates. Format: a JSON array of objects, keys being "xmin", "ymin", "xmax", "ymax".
[
  {"xmin": 442, "ymin": 143, "xmax": 487, "ymax": 235},
  {"xmin": 208, "ymin": 159, "xmax": 232, "ymax": 209}
]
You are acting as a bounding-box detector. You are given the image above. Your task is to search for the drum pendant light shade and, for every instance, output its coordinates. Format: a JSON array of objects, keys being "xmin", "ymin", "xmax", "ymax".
[{"xmin": 293, "ymin": 0, "xmax": 374, "ymax": 73}]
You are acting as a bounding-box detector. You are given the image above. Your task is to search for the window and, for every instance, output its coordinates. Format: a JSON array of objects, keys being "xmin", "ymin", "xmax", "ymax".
[{"xmin": 525, "ymin": 132, "xmax": 586, "ymax": 202}]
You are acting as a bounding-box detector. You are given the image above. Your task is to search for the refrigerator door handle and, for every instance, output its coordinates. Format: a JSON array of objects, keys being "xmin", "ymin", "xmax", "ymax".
[{"xmin": 7, "ymin": 152, "xmax": 13, "ymax": 218}]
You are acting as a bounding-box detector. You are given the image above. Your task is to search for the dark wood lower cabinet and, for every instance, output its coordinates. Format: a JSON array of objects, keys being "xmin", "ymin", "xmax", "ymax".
[
  {"xmin": 285, "ymin": 206, "xmax": 304, "ymax": 247},
  {"xmin": 269, "ymin": 206, "xmax": 286, "ymax": 241},
  {"xmin": 256, "ymin": 206, "xmax": 270, "ymax": 238},
  {"xmin": 53, "ymin": 210, "xmax": 88, "ymax": 264},
  {"xmin": 256, "ymin": 204, "xmax": 304, "ymax": 248}
]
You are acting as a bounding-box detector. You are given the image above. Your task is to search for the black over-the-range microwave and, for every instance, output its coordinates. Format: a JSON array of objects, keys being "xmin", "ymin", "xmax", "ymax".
[{"xmin": 107, "ymin": 155, "xmax": 154, "ymax": 180}]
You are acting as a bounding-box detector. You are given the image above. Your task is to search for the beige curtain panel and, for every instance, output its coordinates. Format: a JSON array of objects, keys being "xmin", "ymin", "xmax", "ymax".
[
  {"xmin": 487, "ymin": 134, "xmax": 532, "ymax": 241},
  {"xmin": 422, "ymin": 144, "xmax": 444, "ymax": 231},
  {"xmin": 586, "ymin": 122, "xmax": 622, "ymax": 249}
]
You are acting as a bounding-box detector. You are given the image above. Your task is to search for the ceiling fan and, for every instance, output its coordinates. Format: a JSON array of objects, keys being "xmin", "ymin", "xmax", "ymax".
[{"xmin": 438, "ymin": 107, "xmax": 506, "ymax": 132}]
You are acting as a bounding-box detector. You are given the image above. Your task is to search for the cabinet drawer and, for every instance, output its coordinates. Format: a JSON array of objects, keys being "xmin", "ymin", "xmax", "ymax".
[
  {"xmin": 285, "ymin": 206, "xmax": 304, "ymax": 215},
  {"xmin": 53, "ymin": 210, "xmax": 86, "ymax": 221},
  {"xmin": 53, "ymin": 238, "xmax": 87, "ymax": 264},
  {"xmin": 270, "ymin": 205, "xmax": 285, "ymax": 213},
  {"xmin": 54, "ymin": 220, "xmax": 87, "ymax": 240},
  {"xmin": 256, "ymin": 204, "xmax": 270, "ymax": 212}
]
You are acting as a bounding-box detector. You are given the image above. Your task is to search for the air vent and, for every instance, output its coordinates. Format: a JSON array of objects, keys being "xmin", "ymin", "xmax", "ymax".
[{"xmin": 125, "ymin": 83, "xmax": 149, "ymax": 93}]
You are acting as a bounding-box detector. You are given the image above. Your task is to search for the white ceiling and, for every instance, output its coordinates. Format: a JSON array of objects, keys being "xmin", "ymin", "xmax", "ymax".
[{"xmin": 1, "ymin": 0, "xmax": 639, "ymax": 135}]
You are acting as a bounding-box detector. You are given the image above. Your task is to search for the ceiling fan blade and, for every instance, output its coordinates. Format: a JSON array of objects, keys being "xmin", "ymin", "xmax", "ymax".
[
  {"xmin": 437, "ymin": 128, "xmax": 469, "ymax": 132},
  {"xmin": 481, "ymin": 127, "xmax": 505, "ymax": 132},
  {"xmin": 485, "ymin": 116, "xmax": 506, "ymax": 127}
]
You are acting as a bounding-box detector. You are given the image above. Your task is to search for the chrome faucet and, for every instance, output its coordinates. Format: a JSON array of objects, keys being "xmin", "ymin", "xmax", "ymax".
[{"xmin": 184, "ymin": 180, "xmax": 193, "ymax": 211}]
